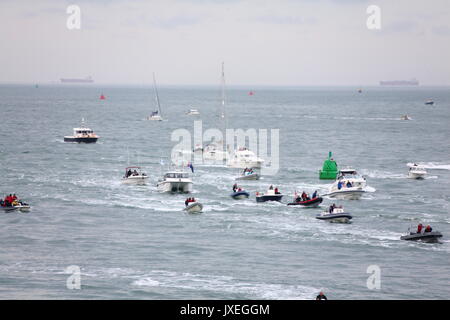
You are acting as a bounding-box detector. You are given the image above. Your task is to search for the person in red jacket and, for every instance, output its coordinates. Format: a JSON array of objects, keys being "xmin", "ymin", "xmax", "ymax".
[{"xmin": 417, "ymin": 223, "xmax": 423, "ymax": 234}]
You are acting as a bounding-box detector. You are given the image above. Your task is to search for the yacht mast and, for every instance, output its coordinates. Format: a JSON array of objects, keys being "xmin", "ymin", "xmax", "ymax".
[{"xmin": 153, "ymin": 72, "xmax": 163, "ymax": 118}]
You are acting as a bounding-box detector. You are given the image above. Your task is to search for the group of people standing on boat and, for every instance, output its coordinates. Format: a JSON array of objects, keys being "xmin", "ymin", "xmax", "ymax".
[
  {"xmin": 232, "ymin": 184, "xmax": 243, "ymax": 193},
  {"xmin": 242, "ymin": 168, "xmax": 254, "ymax": 175}
]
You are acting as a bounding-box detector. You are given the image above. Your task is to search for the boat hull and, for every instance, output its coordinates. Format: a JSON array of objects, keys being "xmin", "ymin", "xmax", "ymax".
[
  {"xmin": 235, "ymin": 173, "xmax": 260, "ymax": 181},
  {"xmin": 64, "ymin": 137, "xmax": 98, "ymax": 143},
  {"xmin": 408, "ymin": 172, "xmax": 426, "ymax": 179},
  {"xmin": 1, "ymin": 205, "xmax": 31, "ymax": 212},
  {"xmin": 157, "ymin": 181, "xmax": 193, "ymax": 193},
  {"xmin": 401, "ymin": 232, "xmax": 442, "ymax": 243},
  {"xmin": 316, "ymin": 213, "xmax": 352, "ymax": 223},
  {"xmin": 184, "ymin": 202, "xmax": 203, "ymax": 213},
  {"xmin": 231, "ymin": 191, "xmax": 250, "ymax": 200},
  {"xmin": 288, "ymin": 197, "xmax": 323, "ymax": 207},
  {"xmin": 328, "ymin": 189, "xmax": 365, "ymax": 200},
  {"xmin": 228, "ymin": 160, "xmax": 263, "ymax": 169},
  {"xmin": 121, "ymin": 176, "xmax": 149, "ymax": 185},
  {"xmin": 256, "ymin": 195, "xmax": 283, "ymax": 203}
]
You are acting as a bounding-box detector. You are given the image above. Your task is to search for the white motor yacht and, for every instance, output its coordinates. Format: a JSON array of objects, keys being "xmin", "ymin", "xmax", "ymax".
[
  {"xmin": 157, "ymin": 170, "xmax": 193, "ymax": 193},
  {"xmin": 327, "ymin": 168, "xmax": 367, "ymax": 200},
  {"xmin": 227, "ymin": 147, "xmax": 264, "ymax": 169},
  {"xmin": 186, "ymin": 109, "xmax": 200, "ymax": 115},
  {"xmin": 408, "ymin": 164, "xmax": 427, "ymax": 179}
]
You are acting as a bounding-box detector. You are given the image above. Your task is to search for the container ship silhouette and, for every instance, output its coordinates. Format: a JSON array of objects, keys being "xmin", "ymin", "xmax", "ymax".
[
  {"xmin": 380, "ymin": 79, "xmax": 419, "ymax": 86},
  {"xmin": 60, "ymin": 76, "xmax": 94, "ymax": 84}
]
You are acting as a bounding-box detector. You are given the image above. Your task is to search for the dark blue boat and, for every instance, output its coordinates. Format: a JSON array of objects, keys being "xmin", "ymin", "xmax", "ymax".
[{"xmin": 230, "ymin": 190, "xmax": 250, "ymax": 200}]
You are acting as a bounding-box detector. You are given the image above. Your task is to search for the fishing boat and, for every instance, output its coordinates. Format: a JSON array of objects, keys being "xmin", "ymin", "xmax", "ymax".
[
  {"xmin": 256, "ymin": 187, "xmax": 283, "ymax": 203},
  {"xmin": 228, "ymin": 147, "xmax": 264, "ymax": 169},
  {"xmin": 316, "ymin": 206, "xmax": 352, "ymax": 223},
  {"xmin": 121, "ymin": 167, "xmax": 149, "ymax": 185},
  {"xmin": 408, "ymin": 163, "xmax": 427, "ymax": 179},
  {"xmin": 235, "ymin": 168, "xmax": 260, "ymax": 180},
  {"xmin": 184, "ymin": 202, "xmax": 203, "ymax": 213},
  {"xmin": 147, "ymin": 73, "xmax": 163, "ymax": 121},
  {"xmin": 319, "ymin": 152, "xmax": 338, "ymax": 180},
  {"xmin": 64, "ymin": 119, "xmax": 99, "ymax": 143}
]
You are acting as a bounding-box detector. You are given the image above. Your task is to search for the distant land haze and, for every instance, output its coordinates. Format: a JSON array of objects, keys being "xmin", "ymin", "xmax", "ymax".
[{"xmin": 380, "ymin": 79, "xmax": 420, "ymax": 86}]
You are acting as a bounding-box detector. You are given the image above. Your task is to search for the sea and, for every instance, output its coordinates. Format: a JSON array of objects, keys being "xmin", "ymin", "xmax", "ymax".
[{"xmin": 0, "ymin": 84, "xmax": 449, "ymax": 299}]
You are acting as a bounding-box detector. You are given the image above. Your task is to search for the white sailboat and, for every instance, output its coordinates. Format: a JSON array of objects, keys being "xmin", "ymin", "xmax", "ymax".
[
  {"xmin": 201, "ymin": 62, "xmax": 229, "ymax": 163},
  {"xmin": 147, "ymin": 73, "xmax": 163, "ymax": 121}
]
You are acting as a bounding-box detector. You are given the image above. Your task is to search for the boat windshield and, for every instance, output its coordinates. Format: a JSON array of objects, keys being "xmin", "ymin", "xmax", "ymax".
[{"xmin": 165, "ymin": 173, "xmax": 189, "ymax": 179}]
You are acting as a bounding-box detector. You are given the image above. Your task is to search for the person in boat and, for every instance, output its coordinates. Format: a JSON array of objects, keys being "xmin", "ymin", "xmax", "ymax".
[
  {"xmin": 316, "ymin": 291, "xmax": 327, "ymax": 300},
  {"xmin": 238, "ymin": 188, "xmax": 242, "ymax": 192},
  {"xmin": 425, "ymin": 225, "xmax": 432, "ymax": 233},
  {"xmin": 312, "ymin": 190, "xmax": 318, "ymax": 199},
  {"xmin": 337, "ymin": 181, "xmax": 343, "ymax": 190},
  {"xmin": 417, "ymin": 223, "xmax": 423, "ymax": 234},
  {"xmin": 269, "ymin": 185, "xmax": 274, "ymax": 190},
  {"xmin": 233, "ymin": 184, "xmax": 238, "ymax": 192},
  {"xmin": 295, "ymin": 193, "xmax": 302, "ymax": 203},
  {"xmin": 274, "ymin": 187, "xmax": 280, "ymax": 194},
  {"xmin": 133, "ymin": 170, "xmax": 138, "ymax": 176},
  {"xmin": 346, "ymin": 181, "xmax": 352, "ymax": 188},
  {"xmin": 185, "ymin": 198, "xmax": 189, "ymax": 207},
  {"xmin": 301, "ymin": 191, "xmax": 307, "ymax": 201},
  {"xmin": 127, "ymin": 169, "xmax": 132, "ymax": 177}
]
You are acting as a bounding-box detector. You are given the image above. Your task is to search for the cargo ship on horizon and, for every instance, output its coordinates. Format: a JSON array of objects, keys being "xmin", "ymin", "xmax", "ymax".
[
  {"xmin": 60, "ymin": 76, "xmax": 94, "ymax": 84},
  {"xmin": 380, "ymin": 79, "xmax": 419, "ymax": 86}
]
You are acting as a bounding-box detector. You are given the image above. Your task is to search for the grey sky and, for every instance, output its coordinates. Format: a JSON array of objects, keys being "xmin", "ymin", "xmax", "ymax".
[{"xmin": 0, "ymin": 0, "xmax": 449, "ymax": 85}]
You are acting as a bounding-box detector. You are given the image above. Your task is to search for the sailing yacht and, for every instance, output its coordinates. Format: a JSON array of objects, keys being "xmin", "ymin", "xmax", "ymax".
[{"xmin": 147, "ymin": 73, "xmax": 163, "ymax": 121}]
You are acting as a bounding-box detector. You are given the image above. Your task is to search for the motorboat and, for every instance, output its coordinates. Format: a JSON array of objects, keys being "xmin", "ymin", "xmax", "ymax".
[
  {"xmin": 230, "ymin": 187, "xmax": 250, "ymax": 200},
  {"xmin": 186, "ymin": 109, "xmax": 200, "ymax": 115},
  {"xmin": 400, "ymin": 115, "xmax": 411, "ymax": 120},
  {"xmin": 408, "ymin": 163, "xmax": 427, "ymax": 179},
  {"xmin": 1, "ymin": 197, "xmax": 31, "ymax": 212},
  {"xmin": 147, "ymin": 73, "xmax": 164, "ymax": 121},
  {"xmin": 256, "ymin": 187, "xmax": 283, "ymax": 203},
  {"xmin": 288, "ymin": 195, "xmax": 323, "ymax": 207},
  {"xmin": 228, "ymin": 147, "xmax": 264, "ymax": 169},
  {"xmin": 401, "ymin": 232, "xmax": 442, "ymax": 243},
  {"xmin": 64, "ymin": 119, "xmax": 99, "ymax": 143},
  {"xmin": 316, "ymin": 206, "xmax": 352, "ymax": 223},
  {"xmin": 425, "ymin": 99, "xmax": 434, "ymax": 106},
  {"xmin": 201, "ymin": 140, "xmax": 229, "ymax": 163},
  {"xmin": 327, "ymin": 167, "xmax": 367, "ymax": 200},
  {"xmin": 157, "ymin": 170, "xmax": 193, "ymax": 193},
  {"xmin": 121, "ymin": 166, "xmax": 149, "ymax": 185},
  {"xmin": 235, "ymin": 168, "xmax": 260, "ymax": 180},
  {"xmin": 184, "ymin": 202, "xmax": 203, "ymax": 213},
  {"xmin": 319, "ymin": 151, "xmax": 338, "ymax": 180}
]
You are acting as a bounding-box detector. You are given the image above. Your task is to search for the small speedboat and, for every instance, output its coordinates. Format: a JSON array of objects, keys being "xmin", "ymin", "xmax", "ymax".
[
  {"xmin": 401, "ymin": 231, "xmax": 442, "ymax": 243},
  {"xmin": 316, "ymin": 207, "xmax": 352, "ymax": 223},
  {"xmin": 425, "ymin": 99, "xmax": 434, "ymax": 106},
  {"xmin": 230, "ymin": 190, "xmax": 250, "ymax": 200},
  {"xmin": 1, "ymin": 203, "xmax": 31, "ymax": 213},
  {"xmin": 408, "ymin": 164, "xmax": 427, "ymax": 179},
  {"xmin": 121, "ymin": 166, "xmax": 149, "ymax": 185},
  {"xmin": 400, "ymin": 115, "xmax": 411, "ymax": 120},
  {"xmin": 256, "ymin": 187, "xmax": 283, "ymax": 203},
  {"xmin": 235, "ymin": 168, "xmax": 260, "ymax": 181},
  {"xmin": 184, "ymin": 202, "xmax": 203, "ymax": 213},
  {"xmin": 288, "ymin": 197, "xmax": 323, "ymax": 208}
]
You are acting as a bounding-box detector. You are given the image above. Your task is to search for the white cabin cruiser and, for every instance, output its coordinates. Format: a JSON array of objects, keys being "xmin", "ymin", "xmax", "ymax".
[
  {"xmin": 408, "ymin": 164, "xmax": 427, "ymax": 179},
  {"xmin": 121, "ymin": 166, "xmax": 149, "ymax": 185},
  {"xmin": 184, "ymin": 200, "xmax": 203, "ymax": 213},
  {"xmin": 157, "ymin": 171, "xmax": 193, "ymax": 193},
  {"xmin": 328, "ymin": 168, "xmax": 367, "ymax": 200},
  {"xmin": 201, "ymin": 141, "xmax": 229, "ymax": 163},
  {"xmin": 227, "ymin": 147, "xmax": 264, "ymax": 169}
]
